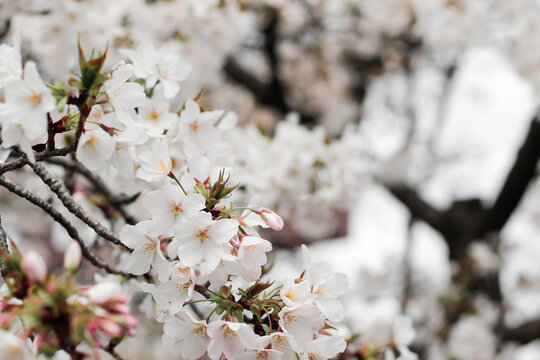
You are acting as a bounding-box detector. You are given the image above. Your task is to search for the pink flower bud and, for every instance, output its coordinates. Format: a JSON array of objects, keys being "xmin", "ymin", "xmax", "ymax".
[
  {"xmin": 64, "ymin": 241, "xmax": 82, "ymax": 271},
  {"xmin": 22, "ymin": 251, "xmax": 47, "ymax": 283},
  {"xmin": 258, "ymin": 209, "xmax": 284, "ymax": 231},
  {"xmin": 97, "ymin": 318, "xmax": 123, "ymax": 337}
]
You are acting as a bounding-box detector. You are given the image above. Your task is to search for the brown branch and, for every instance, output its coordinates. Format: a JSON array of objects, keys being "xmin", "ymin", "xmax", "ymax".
[
  {"xmin": 499, "ymin": 318, "xmax": 540, "ymax": 344},
  {"xmin": 223, "ymin": 9, "xmax": 317, "ymax": 125},
  {"xmin": 483, "ymin": 116, "xmax": 540, "ymax": 234},
  {"xmin": 0, "ymin": 213, "xmax": 8, "ymax": 277},
  {"xmin": 0, "ymin": 145, "xmax": 75, "ymax": 175},
  {"xmin": 30, "ymin": 162, "xmax": 124, "ymax": 247},
  {"xmin": 0, "ymin": 175, "xmax": 133, "ymax": 277},
  {"xmin": 45, "ymin": 158, "xmax": 138, "ymax": 225},
  {"xmin": 386, "ymin": 185, "xmax": 444, "ymax": 231}
]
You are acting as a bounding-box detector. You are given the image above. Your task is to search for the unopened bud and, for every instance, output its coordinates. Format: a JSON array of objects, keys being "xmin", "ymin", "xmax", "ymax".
[
  {"xmin": 258, "ymin": 209, "xmax": 284, "ymax": 231},
  {"xmin": 64, "ymin": 241, "xmax": 82, "ymax": 272},
  {"xmin": 96, "ymin": 317, "xmax": 122, "ymax": 337},
  {"xmin": 22, "ymin": 251, "xmax": 47, "ymax": 284}
]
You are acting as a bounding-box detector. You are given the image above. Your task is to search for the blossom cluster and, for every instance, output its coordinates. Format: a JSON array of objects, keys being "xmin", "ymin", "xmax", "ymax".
[
  {"xmin": 0, "ymin": 242, "xmax": 137, "ymax": 359},
  {"xmin": 0, "ymin": 37, "xmax": 355, "ymax": 359}
]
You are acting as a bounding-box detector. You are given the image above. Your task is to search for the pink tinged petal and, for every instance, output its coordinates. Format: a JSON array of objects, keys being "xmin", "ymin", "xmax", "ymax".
[
  {"xmin": 122, "ymin": 247, "xmax": 152, "ymax": 275},
  {"xmin": 22, "ymin": 251, "xmax": 47, "ymax": 283},
  {"xmin": 64, "ymin": 241, "xmax": 82, "ymax": 271}
]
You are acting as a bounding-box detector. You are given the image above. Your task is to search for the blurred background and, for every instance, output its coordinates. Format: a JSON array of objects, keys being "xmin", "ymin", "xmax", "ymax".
[{"xmin": 2, "ymin": 0, "xmax": 540, "ymax": 359}]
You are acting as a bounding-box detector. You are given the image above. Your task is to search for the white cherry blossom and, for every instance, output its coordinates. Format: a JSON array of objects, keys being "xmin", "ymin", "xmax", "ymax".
[
  {"xmin": 119, "ymin": 220, "xmax": 170, "ymax": 281},
  {"xmin": 236, "ymin": 235, "xmax": 272, "ymax": 281},
  {"xmin": 302, "ymin": 335, "xmax": 347, "ymax": 360},
  {"xmin": 172, "ymin": 211, "xmax": 238, "ymax": 273},
  {"xmin": 143, "ymin": 181, "xmax": 206, "ymax": 232},
  {"xmin": 0, "ymin": 61, "xmax": 55, "ymax": 161},
  {"xmin": 163, "ymin": 311, "xmax": 210, "ymax": 360},
  {"xmin": 206, "ymin": 321, "xmax": 258, "ymax": 360},
  {"xmin": 104, "ymin": 61, "xmax": 145, "ymax": 113},
  {"xmin": 136, "ymin": 139, "xmax": 173, "ymax": 182},
  {"xmin": 278, "ymin": 304, "xmax": 325, "ymax": 347}
]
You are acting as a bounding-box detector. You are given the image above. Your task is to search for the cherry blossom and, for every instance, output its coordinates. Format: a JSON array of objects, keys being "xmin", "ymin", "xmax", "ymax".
[
  {"xmin": 143, "ymin": 181, "xmax": 206, "ymax": 232},
  {"xmin": 119, "ymin": 220, "xmax": 170, "ymax": 281},
  {"xmin": 136, "ymin": 139, "xmax": 173, "ymax": 182},
  {"xmin": 206, "ymin": 321, "xmax": 258, "ymax": 360},
  {"xmin": 163, "ymin": 311, "xmax": 210, "ymax": 360},
  {"xmin": 172, "ymin": 211, "xmax": 238, "ymax": 273}
]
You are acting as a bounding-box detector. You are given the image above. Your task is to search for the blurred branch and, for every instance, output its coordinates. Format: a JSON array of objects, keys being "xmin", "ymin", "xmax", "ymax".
[
  {"xmin": 0, "ymin": 213, "xmax": 8, "ymax": 277},
  {"xmin": 0, "ymin": 19, "xmax": 10, "ymax": 41},
  {"xmin": 30, "ymin": 162, "xmax": 124, "ymax": 247},
  {"xmin": 386, "ymin": 185, "xmax": 445, "ymax": 231},
  {"xmin": 45, "ymin": 158, "xmax": 138, "ymax": 225},
  {"xmin": 0, "ymin": 175, "xmax": 133, "ymax": 277},
  {"xmin": 482, "ymin": 115, "xmax": 540, "ymax": 234},
  {"xmin": 223, "ymin": 9, "xmax": 317, "ymax": 125},
  {"xmin": 499, "ymin": 318, "xmax": 540, "ymax": 344}
]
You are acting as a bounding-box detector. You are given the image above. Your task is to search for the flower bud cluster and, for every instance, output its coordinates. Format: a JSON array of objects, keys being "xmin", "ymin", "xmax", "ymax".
[{"xmin": 0, "ymin": 244, "xmax": 137, "ymax": 358}]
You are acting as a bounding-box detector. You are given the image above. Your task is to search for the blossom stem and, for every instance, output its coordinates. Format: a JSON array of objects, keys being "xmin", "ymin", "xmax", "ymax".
[{"xmin": 168, "ymin": 171, "xmax": 188, "ymax": 195}]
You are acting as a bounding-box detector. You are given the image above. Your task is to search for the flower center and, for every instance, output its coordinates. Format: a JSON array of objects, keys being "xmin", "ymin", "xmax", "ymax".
[
  {"xmin": 197, "ymin": 229, "xmax": 209, "ymax": 243},
  {"xmin": 223, "ymin": 326, "xmax": 237, "ymax": 340},
  {"xmin": 153, "ymin": 160, "xmax": 169, "ymax": 173},
  {"xmin": 28, "ymin": 90, "xmax": 42, "ymax": 105},
  {"xmin": 190, "ymin": 323, "xmax": 206, "ymax": 338},
  {"xmin": 285, "ymin": 289, "xmax": 297, "ymax": 302},
  {"xmin": 190, "ymin": 121, "xmax": 200, "ymax": 132},
  {"xmin": 150, "ymin": 109, "xmax": 161, "ymax": 121},
  {"xmin": 169, "ymin": 202, "xmax": 183, "ymax": 215},
  {"xmin": 85, "ymin": 135, "xmax": 98, "ymax": 149},
  {"xmin": 143, "ymin": 238, "xmax": 157, "ymax": 255},
  {"xmin": 284, "ymin": 312, "xmax": 297, "ymax": 325},
  {"xmin": 314, "ymin": 286, "xmax": 328, "ymax": 297}
]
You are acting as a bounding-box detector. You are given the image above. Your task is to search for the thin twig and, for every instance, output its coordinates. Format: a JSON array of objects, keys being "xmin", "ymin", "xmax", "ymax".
[
  {"xmin": 0, "ymin": 145, "xmax": 75, "ymax": 175},
  {"xmin": 105, "ymin": 341, "xmax": 125, "ymax": 360},
  {"xmin": 30, "ymin": 162, "xmax": 124, "ymax": 247},
  {"xmin": 0, "ymin": 176, "xmax": 133, "ymax": 277},
  {"xmin": 0, "ymin": 213, "xmax": 8, "ymax": 277},
  {"xmin": 45, "ymin": 158, "xmax": 138, "ymax": 225}
]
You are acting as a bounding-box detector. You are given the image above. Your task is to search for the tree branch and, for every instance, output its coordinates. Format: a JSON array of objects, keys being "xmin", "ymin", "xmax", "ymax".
[
  {"xmin": 223, "ymin": 9, "xmax": 317, "ymax": 125},
  {"xmin": 0, "ymin": 176, "xmax": 132, "ymax": 277},
  {"xmin": 0, "ymin": 145, "xmax": 75, "ymax": 175},
  {"xmin": 0, "ymin": 213, "xmax": 8, "ymax": 277},
  {"xmin": 29, "ymin": 162, "xmax": 124, "ymax": 247},
  {"xmin": 483, "ymin": 116, "xmax": 540, "ymax": 234},
  {"xmin": 45, "ymin": 158, "xmax": 138, "ymax": 225}
]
